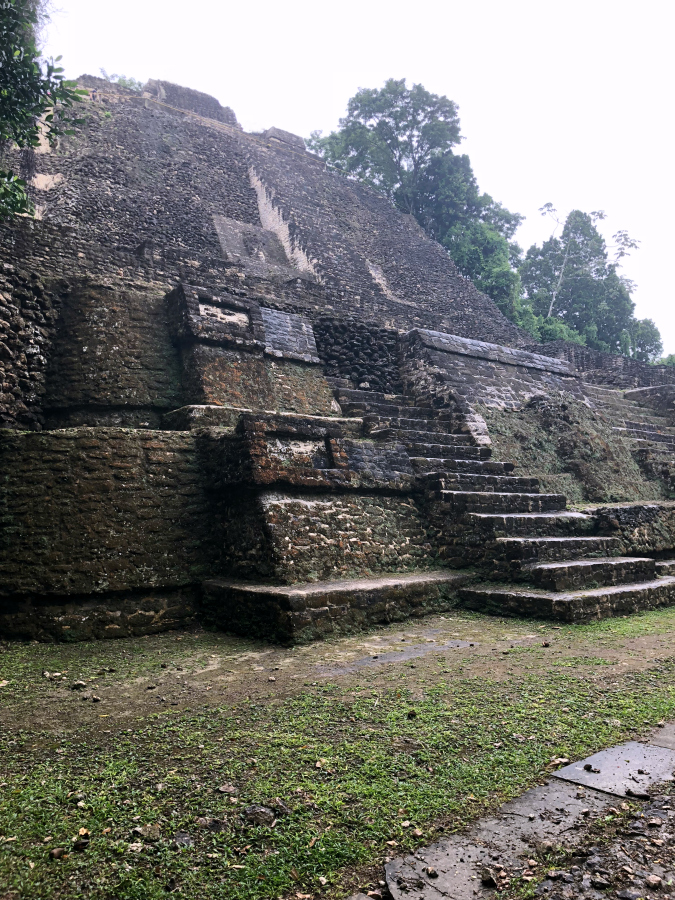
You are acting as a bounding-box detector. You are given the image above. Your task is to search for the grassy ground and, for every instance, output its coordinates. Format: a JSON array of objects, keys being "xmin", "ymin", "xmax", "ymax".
[{"xmin": 3, "ymin": 607, "xmax": 675, "ymax": 899}]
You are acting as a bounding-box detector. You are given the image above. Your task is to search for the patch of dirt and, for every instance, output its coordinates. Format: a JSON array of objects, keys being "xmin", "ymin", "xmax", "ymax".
[{"xmin": 4, "ymin": 608, "xmax": 675, "ymax": 736}]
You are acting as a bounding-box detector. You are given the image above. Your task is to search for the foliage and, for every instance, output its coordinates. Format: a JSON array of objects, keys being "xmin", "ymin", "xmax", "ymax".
[
  {"xmin": 308, "ymin": 78, "xmax": 461, "ymax": 211},
  {"xmin": 308, "ymin": 79, "xmax": 524, "ymax": 319},
  {"xmin": 2, "ymin": 616, "xmax": 675, "ymax": 898},
  {"xmin": 519, "ymin": 207, "xmax": 661, "ymax": 359},
  {"xmin": 99, "ymin": 68, "xmax": 144, "ymax": 93},
  {"xmin": 621, "ymin": 317, "xmax": 663, "ymax": 362},
  {"xmin": 658, "ymin": 353, "xmax": 675, "ymax": 367},
  {"xmin": 0, "ymin": 0, "xmax": 83, "ymax": 219}
]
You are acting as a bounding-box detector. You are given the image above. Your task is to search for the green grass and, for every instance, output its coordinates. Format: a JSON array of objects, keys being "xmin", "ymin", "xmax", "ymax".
[{"xmin": 2, "ymin": 656, "xmax": 675, "ymax": 899}]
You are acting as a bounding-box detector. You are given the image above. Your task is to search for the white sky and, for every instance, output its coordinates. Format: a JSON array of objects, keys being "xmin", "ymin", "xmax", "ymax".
[{"xmin": 43, "ymin": 0, "xmax": 675, "ymax": 353}]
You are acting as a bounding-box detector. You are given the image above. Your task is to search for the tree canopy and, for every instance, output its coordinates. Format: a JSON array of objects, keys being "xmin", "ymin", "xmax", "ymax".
[
  {"xmin": 309, "ymin": 79, "xmax": 663, "ymax": 362},
  {"xmin": 308, "ymin": 79, "xmax": 524, "ymax": 319},
  {"xmin": 0, "ymin": 0, "xmax": 82, "ymax": 219},
  {"xmin": 521, "ymin": 207, "xmax": 662, "ymax": 359}
]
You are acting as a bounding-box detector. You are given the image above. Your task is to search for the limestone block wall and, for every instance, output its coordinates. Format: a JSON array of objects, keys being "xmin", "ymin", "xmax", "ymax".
[
  {"xmin": 44, "ymin": 282, "xmax": 183, "ymax": 427},
  {"xmin": 402, "ymin": 329, "xmax": 583, "ymax": 412},
  {"xmin": 529, "ymin": 340, "xmax": 675, "ymax": 389},
  {"xmin": 180, "ymin": 345, "xmax": 336, "ymax": 414},
  {"xmin": 0, "ymin": 428, "xmax": 214, "ymax": 597}
]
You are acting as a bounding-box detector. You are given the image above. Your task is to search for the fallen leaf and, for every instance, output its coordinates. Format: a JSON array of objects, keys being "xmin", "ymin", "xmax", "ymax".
[{"xmin": 0, "ymin": 680, "xmax": 8, "ymax": 688}]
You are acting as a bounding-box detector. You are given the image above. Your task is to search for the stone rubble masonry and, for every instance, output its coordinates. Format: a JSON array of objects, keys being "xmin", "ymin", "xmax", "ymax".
[
  {"xmin": 0, "ymin": 265, "xmax": 63, "ymax": 430},
  {"xmin": 313, "ymin": 316, "xmax": 403, "ymax": 394}
]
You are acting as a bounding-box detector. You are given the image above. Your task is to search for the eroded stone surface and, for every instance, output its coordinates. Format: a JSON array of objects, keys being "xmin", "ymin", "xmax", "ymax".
[
  {"xmin": 554, "ymin": 742, "xmax": 675, "ymax": 797},
  {"xmin": 386, "ymin": 781, "xmax": 610, "ymax": 900}
]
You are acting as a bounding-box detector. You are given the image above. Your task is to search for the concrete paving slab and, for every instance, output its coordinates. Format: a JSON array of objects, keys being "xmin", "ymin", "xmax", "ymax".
[
  {"xmin": 385, "ymin": 780, "xmax": 609, "ymax": 900},
  {"xmin": 553, "ymin": 741, "xmax": 675, "ymax": 797},
  {"xmin": 649, "ymin": 724, "xmax": 675, "ymax": 751}
]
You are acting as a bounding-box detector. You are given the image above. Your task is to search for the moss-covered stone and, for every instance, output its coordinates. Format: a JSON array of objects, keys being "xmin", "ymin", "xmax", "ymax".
[{"xmin": 481, "ymin": 394, "xmax": 667, "ymax": 504}]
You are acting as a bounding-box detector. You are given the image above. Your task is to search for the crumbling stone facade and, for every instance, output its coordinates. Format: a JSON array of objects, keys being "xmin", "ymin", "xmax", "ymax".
[{"xmin": 2, "ymin": 77, "xmax": 675, "ymax": 642}]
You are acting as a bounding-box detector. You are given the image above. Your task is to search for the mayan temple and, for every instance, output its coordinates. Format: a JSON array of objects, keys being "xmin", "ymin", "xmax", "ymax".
[{"xmin": 2, "ymin": 75, "xmax": 675, "ymax": 644}]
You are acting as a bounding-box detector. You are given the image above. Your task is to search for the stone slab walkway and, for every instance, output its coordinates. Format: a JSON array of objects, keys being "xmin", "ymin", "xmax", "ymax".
[{"xmin": 371, "ymin": 729, "xmax": 675, "ymax": 900}]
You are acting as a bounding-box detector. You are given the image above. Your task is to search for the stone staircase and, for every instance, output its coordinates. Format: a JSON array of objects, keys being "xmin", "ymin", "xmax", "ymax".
[
  {"xmin": 450, "ymin": 502, "xmax": 675, "ymax": 622},
  {"xmin": 336, "ymin": 386, "xmax": 675, "ymax": 623},
  {"xmin": 584, "ymin": 383, "xmax": 675, "ymax": 459}
]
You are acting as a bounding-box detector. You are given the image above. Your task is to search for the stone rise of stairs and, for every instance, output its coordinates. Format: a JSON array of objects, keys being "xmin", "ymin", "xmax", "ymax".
[
  {"xmin": 584, "ymin": 384, "xmax": 675, "ymax": 458},
  {"xmin": 336, "ymin": 387, "xmax": 675, "ymax": 623}
]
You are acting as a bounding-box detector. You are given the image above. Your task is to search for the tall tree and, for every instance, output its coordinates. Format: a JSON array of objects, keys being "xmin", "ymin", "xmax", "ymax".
[
  {"xmin": 0, "ymin": 0, "xmax": 82, "ymax": 219},
  {"xmin": 308, "ymin": 79, "xmax": 524, "ymax": 319},
  {"xmin": 518, "ymin": 208, "xmax": 659, "ymax": 356}
]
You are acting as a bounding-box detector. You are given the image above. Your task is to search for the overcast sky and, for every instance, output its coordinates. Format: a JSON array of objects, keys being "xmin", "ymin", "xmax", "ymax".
[{"xmin": 42, "ymin": 0, "xmax": 675, "ymax": 353}]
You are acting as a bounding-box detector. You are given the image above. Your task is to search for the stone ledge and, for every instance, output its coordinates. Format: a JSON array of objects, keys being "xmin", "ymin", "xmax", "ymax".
[
  {"xmin": 0, "ymin": 588, "xmax": 200, "ymax": 642},
  {"xmin": 202, "ymin": 570, "xmax": 476, "ymax": 644},
  {"xmin": 459, "ymin": 575, "xmax": 675, "ymax": 622},
  {"xmin": 162, "ymin": 405, "xmax": 363, "ymax": 433},
  {"xmin": 411, "ymin": 329, "xmax": 575, "ymax": 375}
]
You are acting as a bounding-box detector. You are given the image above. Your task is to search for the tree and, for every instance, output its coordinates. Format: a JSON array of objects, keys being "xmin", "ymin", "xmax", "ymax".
[
  {"xmin": 622, "ymin": 318, "xmax": 663, "ymax": 362},
  {"xmin": 518, "ymin": 208, "xmax": 655, "ymax": 355},
  {"xmin": 308, "ymin": 79, "xmax": 524, "ymax": 319},
  {"xmin": 0, "ymin": 0, "xmax": 82, "ymax": 219},
  {"xmin": 308, "ymin": 78, "xmax": 461, "ymax": 214}
]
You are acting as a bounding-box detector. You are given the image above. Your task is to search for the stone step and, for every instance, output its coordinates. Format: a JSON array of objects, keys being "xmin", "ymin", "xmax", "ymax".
[
  {"xmin": 623, "ymin": 418, "xmax": 675, "ymax": 432},
  {"xmin": 615, "ymin": 426, "xmax": 675, "ymax": 445},
  {"xmin": 524, "ymin": 556, "xmax": 656, "ymax": 591},
  {"xmin": 494, "ymin": 535, "xmax": 622, "ymax": 563},
  {"xmin": 202, "ymin": 569, "xmax": 476, "ymax": 644},
  {"xmin": 364, "ymin": 415, "xmax": 466, "ymax": 435},
  {"xmin": 583, "ymin": 384, "xmax": 625, "ymax": 397},
  {"xmin": 435, "ymin": 490, "xmax": 566, "ymax": 514},
  {"xmin": 415, "ymin": 458, "xmax": 515, "ymax": 476},
  {"xmin": 458, "ymin": 576, "xmax": 675, "ymax": 622},
  {"xmin": 341, "ymin": 402, "xmax": 435, "ymax": 420},
  {"xmin": 407, "ymin": 446, "xmax": 493, "ymax": 462},
  {"xmin": 419, "ymin": 472, "xmax": 540, "ymax": 494},
  {"xmin": 401, "ymin": 432, "xmax": 477, "ymax": 449},
  {"xmin": 335, "ymin": 388, "xmax": 410, "ymax": 407},
  {"xmin": 629, "ymin": 437, "xmax": 675, "ymax": 452},
  {"xmin": 656, "ymin": 560, "xmax": 675, "ymax": 576},
  {"xmin": 467, "ymin": 510, "xmax": 596, "ymax": 537}
]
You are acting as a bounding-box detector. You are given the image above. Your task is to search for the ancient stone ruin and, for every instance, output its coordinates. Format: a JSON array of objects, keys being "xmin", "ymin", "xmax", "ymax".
[{"xmin": 2, "ymin": 76, "xmax": 675, "ymax": 642}]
